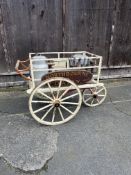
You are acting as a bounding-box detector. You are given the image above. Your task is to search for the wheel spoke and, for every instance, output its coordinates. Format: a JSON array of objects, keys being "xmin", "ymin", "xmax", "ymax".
[
  {"xmin": 84, "ymin": 93, "xmax": 92, "ymax": 96},
  {"xmin": 90, "ymin": 88, "xmax": 96, "ymax": 94},
  {"xmin": 47, "ymin": 82, "xmax": 55, "ymax": 99},
  {"xmin": 52, "ymin": 107, "xmax": 56, "ymax": 122},
  {"xmin": 38, "ymin": 90, "xmax": 53, "ymax": 101},
  {"xmin": 32, "ymin": 100, "xmax": 52, "ymax": 103},
  {"xmin": 60, "ymin": 104, "xmax": 74, "ymax": 114},
  {"xmin": 96, "ymin": 87, "xmax": 104, "ymax": 94},
  {"xmin": 61, "ymin": 92, "xmax": 78, "ymax": 101},
  {"xmin": 89, "ymin": 88, "xmax": 94, "ymax": 94},
  {"xmin": 91, "ymin": 98, "xmax": 94, "ymax": 105},
  {"xmin": 85, "ymin": 96, "xmax": 92, "ymax": 102},
  {"xmin": 58, "ymin": 107, "xmax": 64, "ymax": 121},
  {"xmin": 61, "ymin": 101, "xmax": 78, "ymax": 105},
  {"xmin": 57, "ymin": 80, "xmax": 62, "ymax": 98},
  {"xmin": 97, "ymin": 94, "xmax": 105, "ymax": 97},
  {"xmin": 34, "ymin": 104, "xmax": 52, "ymax": 114},
  {"xmin": 96, "ymin": 98, "xmax": 100, "ymax": 104},
  {"xmin": 59, "ymin": 85, "xmax": 72, "ymax": 100},
  {"xmin": 41, "ymin": 106, "xmax": 54, "ymax": 120}
]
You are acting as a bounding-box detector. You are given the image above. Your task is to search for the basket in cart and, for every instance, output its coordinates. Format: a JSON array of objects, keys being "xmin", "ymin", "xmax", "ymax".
[{"xmin": 15, "ymin": 51, "xmax": 107, "ymax": 125}]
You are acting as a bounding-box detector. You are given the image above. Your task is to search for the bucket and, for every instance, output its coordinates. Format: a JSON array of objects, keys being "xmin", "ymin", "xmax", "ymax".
[{"xmin": 32, "ymin": 55, "xmax": 48, "ymax": 80}]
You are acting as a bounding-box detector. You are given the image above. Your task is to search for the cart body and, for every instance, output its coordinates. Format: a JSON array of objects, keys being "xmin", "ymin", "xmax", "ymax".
[{"xmin": 15, "ymin": 51, "xmax": 107, "ymax": 125}]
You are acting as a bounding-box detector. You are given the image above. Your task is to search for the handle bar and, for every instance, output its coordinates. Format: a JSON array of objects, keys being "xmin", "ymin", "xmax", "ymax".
[{"xmin": 15, "ymin": 59, "xmax": 31, "ymax": 80}]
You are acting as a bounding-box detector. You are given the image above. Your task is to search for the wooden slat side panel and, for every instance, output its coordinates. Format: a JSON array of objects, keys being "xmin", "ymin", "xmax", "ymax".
[
  {"xmin": 64, "ymin": 0, "xmax": 114, "ymax": 65},
  {"xmin": 0, "ymin": 1, "xmax": 10, "ymax": 72},
  {"xmin": 109, "ymin": 0, "xmax": 131, "ymax": 65},
  {"xmin": 6, "ymin": 0, "xmax": 32, "ymax": 62},
  {"xmin": 0, "ymin": 18, "xmax": 8, "ymax": 73},
  {"xmin": 0, "ymin": 0, "xmax": 32, "ymax": 73},
  {"xmin": 27, "ymin": 0, "xmax": 63, "ymax": 52},
  {"xmin": 0, "ymin": 34, "xmax": 8, "ymax": 73},
  {"xmin": 0, "ymin": 0, "xmax": 63, "ymax": 72}
]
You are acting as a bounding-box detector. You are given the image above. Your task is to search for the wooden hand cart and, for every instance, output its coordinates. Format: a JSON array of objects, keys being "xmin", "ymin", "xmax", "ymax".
[{"xmin": 15, "ymin": 51, "xmax": 107, "ymax": 125}]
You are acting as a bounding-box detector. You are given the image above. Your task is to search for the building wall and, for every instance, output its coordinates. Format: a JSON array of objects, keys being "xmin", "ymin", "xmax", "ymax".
[{"xmin": 0, "ymin": 0, "xmax": 131, "ymax": 85}]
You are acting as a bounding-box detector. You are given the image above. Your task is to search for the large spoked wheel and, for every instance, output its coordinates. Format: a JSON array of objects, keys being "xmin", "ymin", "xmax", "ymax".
[
  {"xmin": 83, "ymin": 84, "xmax": 107, "ymax": 107},
  {"xmin": 29, "ymin": 77, "xmax": 82, "ymax": 125}
]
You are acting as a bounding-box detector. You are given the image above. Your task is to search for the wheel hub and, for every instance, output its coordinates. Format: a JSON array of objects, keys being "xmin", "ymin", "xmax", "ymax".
[
  {"xmin": 53, "ymin": 99, "xmax": 60, "ymax": 107},
  {"xmin": 93, "ymin": 94, "xmax": 97, "ymax": 99}
]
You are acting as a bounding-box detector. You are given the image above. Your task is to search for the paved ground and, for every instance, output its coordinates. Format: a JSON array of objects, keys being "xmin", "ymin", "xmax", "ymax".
[{"xmin": 0, "ymin": 79, "xmax": 131, "ymax": 175}]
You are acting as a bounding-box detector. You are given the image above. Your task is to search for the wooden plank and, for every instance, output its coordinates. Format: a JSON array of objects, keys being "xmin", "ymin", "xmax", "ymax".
[
  {"xmin": 0, "ymin": 0, "xmax": 32, "ymax": 73},
  {"xmin": 0, "ymin": 1, "xmax": 10, "ymax": 72},
  {"xmin": 0, "ymin": 0, "xmax": 63, "ymax": 73},
  {"xmin": 26, "ymin": 0, "xmax": 63, "ymax": 52},
  {"xmin": 109, "ymin": 0, "xmax": 131, "ymax": 65},
  {"xmin": 0, "ymin": 24, "xmax": 8, "ymax": 73},
  {"xmin": 63, "ymin": 0, "xmax": 114, "ymax": 66}
]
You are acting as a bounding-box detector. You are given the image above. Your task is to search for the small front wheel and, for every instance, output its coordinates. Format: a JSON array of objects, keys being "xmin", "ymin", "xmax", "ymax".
[
  {"xmin": 83, "ymin": 84, "xmax": 107, "ymax": 107},
  {"xmin": 29, "ymin": 77, "xmax": 82, "ymax": 125}
]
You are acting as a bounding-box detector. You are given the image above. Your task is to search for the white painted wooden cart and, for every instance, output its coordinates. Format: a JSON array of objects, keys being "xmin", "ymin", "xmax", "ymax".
[{"xmin": 15, "ymin": 51, "xmax": 107, "ymax": 125}]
